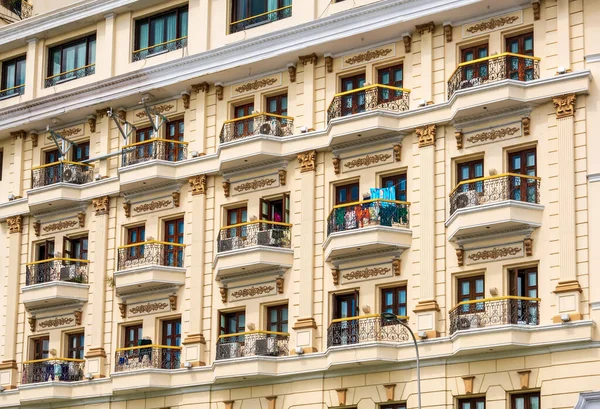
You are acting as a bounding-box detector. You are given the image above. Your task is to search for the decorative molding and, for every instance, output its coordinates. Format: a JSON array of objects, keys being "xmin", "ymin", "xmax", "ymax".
[
  {"xmin": 33, "ymin": 221, "xmax": 40, "ymax": 236},
  {"xmin": 117, "ymin": 109, "xmax": 126, "ymax": 121},
  {"xmin": 7, "ymin": 215, "xmax": 22, "ymax": 234},
  {"xmin": 224, "ymin": 401, "xmax": 235, "ymax": 409},
  {"xmin": 134, "ymin": 104, "xmax": 174, "ymax": 119},
  {"xmin": 467, "ymin": 246, "xmax": 522, "ymax": 262},
  {"xmin": 416, "ymin": 21, "xmax": 435, "ymax": 34},
  {"xmin": 74, "ymin": 310, "xmax": 82, "ymax": 326},
  {"xmin": 462, "ymin": 375, "xmax": 475, "ymax": 394},
  {"xmin": 298, "ymin": 53, "xmax": 317, "ymax": 65},
  {"xmin": 332, "ymin": 157, "xmax": 340, "ymax": 174},
  {"xmin": 129, "ymin": 302, "xmax": 169, "ymax": 315},
  {"xmin": 392, "ymin": 259, "xmax": 401, "ymax": 276},
  {"xmin": 192, "ymin": 82, "xmax": 209, "ymax": 93},
  {"xmin": 233, "ymin": 178, "xmax": 277, "ymax": 193},
  {"xmin": 403, "ymin": 34, "xmax": 411, "ymax": 53},
  {"xmin": 466, "ymin": 15, "xmax": 519, "ymax": 34},
  {"xmin": 181, "ymin": 92, "xmax": 190, "ymax": 109},
  {"xmin": 230, "ymin": 285, "xmax": 275, "ymax": 299},
  {"xmin": 456, "ymin": 248, "xmax": 464, "ymax": 266},
  {"xmin": 325, "ymin": 55, "xmax": 333, "ymax": 72},
  {"xmin": 553, "ymin": 94, "xmax": 576, "ymax": 119},
  {"xmin": 77, "ymin": 212, "xmax": 85, "ymax": 228},
  {"xmin": 466, "ymin": 126, "xmax": 519, "ymax": 144},
  {"xmin": 343, "ymin": 153, "xmax": 391, "ymax": 169},
  {"xmin": 266, "ymin": 396, "xmax": 277, "ymax": 409},
  {"xmin": 87, "ymin": 115, "xmax": 97, "ymax": 133},
  {"xmin": 276, "ymin": 277, "xmax": 284, "ymax": 294},
  {"xmin": 133, "ymin": 199, "xmax": 172, "ymax": 213},
  {"xmin": 10, "ymin": 129, "xmax": 26, "ymax": 139},
  {"xmin": 222, "ymin": 180, "xmax": 230, "ymax": 198},
  {"xmin": 215, "ymin": 84, "xmax": 224, "ymax": 100},
  {"xmin": 234, "ymin": 78, "xmax": 277, "ymax": 94},
  {"xmin": 169, "ymin": 295, "xmax": 177, "ymax": 311},
  {"xmin": 524, "ymin": 238, "xmax": 533, "ymax": 256},
  {"xmin": 517, "ymin": 370, "xmax": 531, "ymax": 389},
  {"xmin": 393, "ymin": 144, "xmax": 401, "ymax": 162},
  {"xmin": 189, "ymin": 174, "xmax": 207, "ymax": 195},
  {"xmin": 344, "ymin": 48, "xmax": 392, "ymax": 65},
  {"xmin": 278, "ymin": 169, "xmax": 287, "ymax": 186},
  {"xmin": 96, "ymin": 107, "xmax": 110, "ymax": 118},
  {"xmin": 532, "ymin": 1, "xmax": 540, "ymax": 20},
  {"xmin": 336, "ymin": 389, "xmax": 348, "ymax": 406},
  {"xmin": 28, "ymin": 316, "xmax": 36, "ymax": 332},
  {"xmin": 443, "ymin": 25, "xmax": 452, "ymax": 42},
  {"xmin": 417, "ymin": 124, "xmax": 436, "ymax": 148},
  {"xmin": 332, "ymin": 268, "xmax": 340, "ymax": 285},
  {"xmin": 298, "ymin": 150, "xmax": 317, "ymax": 173},
  {"xmin": 172, "ymin": 191, "xmax": 180, "ymax": 207},
  {"xmin": 521, "ymin": 117, "xmax": 530, "ymax": 135},
  {"xmin": 455, "ymin": 131, "xmax": 463, "ymax": 149},
  {"xmin": 343, "ymin": 267, "xmax": 391, "ymax": 281},
  {"xmin": 287, "ymin": 64, "xmax": 296, "ymax": 82},
  {"xmin": 56, "ymin": 126, "xmax": 83, "ymax": 138},
  {"xmin": 383, "ymin": 384, "xmax": 396, "ymax": 402},
  {"xmin": 38, "ymin": 317, "xmax": 74, "ymax": 329},
  {"xmin": 220, "ymin": 287, "xmax": 227, "ymax": 303},
  {"xmin": 42, "ymin": 219, "xmax": 77, "ymax": 233},
  {"xmin": 123, "ymin": 201, "xmax": 131, "ymax": 217},
  {"xmin": 29, "ymin": 132, "xmax": 38, "ymax": 147},
  {"xmin": 118, "ymin": 302, "xmax": 126, "ymax": 319},
  {"xmin": 92, "ymin": 196, "xmax": 109, "ymax": 215}
]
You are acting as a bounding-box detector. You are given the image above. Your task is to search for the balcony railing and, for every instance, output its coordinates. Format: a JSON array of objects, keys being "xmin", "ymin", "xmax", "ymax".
[
  {"xmin": 0, "ymin": 84, "xmax": 25, "ymax": 100},
  {"xmin": 45, "ymin": 64, "xmax": 95, "ymax": 87},
  {"xmin": 327, "ymin": 84, "xmax": 410, "ymax": 123},
  {"xmin": 217, "ymin": 220, "xmax": 292, "ymax": 253},
  {"xmin": 229, "ymin": 5, "xmax": 292, "ymax": 33},
  {"xmin": 114, "ymin": 345, "xmax": 181, "ymax": 372},
  {"xmin": 117, "ymin": 240, "xmax": 185, "ymax": 271},
  {"xmin": 132, "ymin": 36, "xmax": 188, "ymax": 62},
  {"xmin": 22, "ymin": 358, "xmax": 84, "ymax": 384},
  {"xmin": 1, "ymin": 0, "xmax": 32, "ymax": 19},
  {"xmin": 449, "ymin": 296, "xmax": 541, "ymax": 335},
  {"xmin": 216, "ymin": 331, "xmax": 289, "ymax": 360},
  {"xmin": 448, "ymin": 53, "xmax": 541, "ymax": 99},
  {"xmin": 31, "ymin": 161, "xmax": 94, "ymax": 189},
  {"xmin": 219, "ymin": 113, "xmax": 294, "ymax": 143},
  {"xmin": 25, "ymin": 258, "xmax": 89, "ymax": 286},
  {"xmin": 449, "ymin": 173, "xmax": 541, "ymax": 215},
  {"xmin": 121, "ymin": 138, "xmax": 188, "ymax": 167},
  {"xmin": 326, "ymin": 314, "xmax": 409, "ymax": 348},
  {"xmin": 327, "ymin": 199, "xmax": 410, "ymax": 237}
]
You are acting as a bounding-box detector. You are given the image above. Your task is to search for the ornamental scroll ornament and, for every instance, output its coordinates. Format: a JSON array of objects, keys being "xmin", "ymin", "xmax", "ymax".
[
  {"xmin": 135, "ymin": 104, "xmax": 174, "ymax": 119},
  {"xmin": 467, "ymin": 246, "xmax": 522, "ymax": 261},
  {"xmin": 466, "ymin": 127, "xmax": 519, "ymax": 144},
  {"xmin": 553, "ymin": 94, "xmax": 576, "ymax": 119},
  {"xmin": 38, "ymin": 317, "xmax": 74, "ymax": 328},
  {"xmin": 298, "ymin": 150, "xmax": 317, "ymax": 173},
  {"xmin": 233, "ymin": 178, "xmax": 276, "ymax": 193},
  {"xmin": 92, "ymin": 196, "xmax": 109, "ymax": 215},
  {"xmin": 7, "ymin": 215, "xmax": 22, "ymax": 234},
  {"xmin": 57, "ymin": 127, "xmax": 82, "ymax": 138},
  {"xmin": 189, "ymin": 174, "xmax": 207, "ymax": 195},
  {"xmin": 466, "ymin": 15, "xmax": 519, "ymax": 34},
  {"xmin": 231, "ymin": 285, "xmax": 275, "ymax": 299},
  {"xmin": 133, "ymin": 199, "xmax": 172, "ymax": 213},
  {"xmin": 417, "ymin": 124, "xmax": 436, "ymax": 148},
  {"xmin": 344, "ymin": 153, "xmax": 391, "ymax": 169},
  {"xmin": 344, "ymin": 48, "xmax": 392, "ymax": 65},
  {"xmin": 343, "ymin": 267, "xmax": 391, "ymax": 281},
  {"xmin": 235, "ymin": 78, "xmax": 277, "ymax": 93},
  {"xmin": 43, "ymin": 220, "xmax": 78, "ymax": 233},
  {"xmin": 129, "ymin": 302, "xmax": 169, "ymax": 315}
]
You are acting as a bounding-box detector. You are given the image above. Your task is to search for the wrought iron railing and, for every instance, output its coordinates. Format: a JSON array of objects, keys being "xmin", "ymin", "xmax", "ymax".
[
  {"xmin": 0, "ymin": 84, "xmax": 25, "ymax": 99},
  {"xmin": 31, "ymin": 161, "xmax": 94, "ymax": 188},
  {"xmin": 447, "ymin": 53, "xmax": 541, "ymax": 99},
  {"xmin": 22, "ymin": 358, "xmax": 84, "ymax": 384},
  {"xmin": 121, "ymin": 139, "xmax": 188, "ymax": 167},
  {"xmin": 114, "ymin": 345, "xmax": 181, "ymax": 371},
  {"xmin": 26, "ymin": 258, "xmax": 89, "ymax": 286},
  {"xmin": 217, "ymin": 220, "xmax": 292, "ymax": 253},
  {"xmin": 229, "ymin": 5, "xmax": 292, "ymax": 33},
  {"xmin": 327, "ymin": 314, "xmax": 409, "ymax": 348},
  {"xmin": 45, "ymin": 64, "xmax": 95, "ymax": 87},
  {"xmin": 327, "ymin": 199, "xmax": 410, "ymax": 237},
  {"xmin": 216, "ymin": 331, "xmax": 289, "ymax": 360},
  {"xmin": 132, "ymin": 36, "xmax": 188, "ymax": 62},
  {"xmin": 449, "ymin": 173, "xmax": 541, "ymax": 215},
  {"xmin": 449, "ymin": 296, "xmax": 541, "ymax": 335},
  {"xmin": 327, "ymin": 84, "xmax": 410, "ymax": 123},
  {"xmin": 1, "ymin": 0, "xmax": 32, "ymax": 19},
  {"xmin": 117, "ymin": 240, "xmax": 185, "ymax": 271},
  {"xmin": 219, "ymin": 113, "xmax": 294, "ymax": 143}
]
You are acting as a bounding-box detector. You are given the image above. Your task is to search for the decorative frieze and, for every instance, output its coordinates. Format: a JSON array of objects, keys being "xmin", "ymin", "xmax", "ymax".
[
  {"xmin": 463, "ymin": 12, "xmax": 521, "ymax": 37},
  {"xmin": 342, "ymin": 44, "xmax": 394, "ymax": 68},
  {"xmin": 230, "ymin": 285, "xmax": 275, "ymax": 299},
  {"xmin": 416, "ymin": 21, "xmax": 435, "ymax": 34},
  {"xmin": 92, "ymin": 196, "xmax": 109, "ymax": 215},
  {"xmin": 134, "ymin": 103, "xmax": 175, "ymax": 121},
  {"xmin": 553, "ymin": 94, "xmax": 576, "ymax": 119},
  {"xmin": 298, "ymin": 53, "xmax": 317, "ymax": 65},
  {"xmin": 343, "ymin": 267, "xmax": 391, "ymax": 281},
  {"xmin": 7, "ymin": 215, "xmax": 22, "ymax": 234},
  {"xmin": 42, "ymin": 219, "xmax": 77, "ymax": 233},
  {"xmin": 343, "ymin": 153, "xmax": 392, "ymax": 170},
  {"xmin": 129, "ymin": 301, "xmax": 169, "ymax": 316},
  {"xmin": 233, "ymin": 178, "xmax": 277, "ymax": 193},
  {"xmin": 298, "ymin": 150, "xmax": 317, "ymax": 173},
  {"xmin": 56, "ymin": 126, "xmax": 83, "ymax": 139},
  {"xmin": 464, "ymin": 244, "xmax": 524, "ymax": 265},
  {"xmin": 38, "ymin": 317, "xmax": 74, "ymax": 329},
  {"xmin": 133, "ymin": 199, "xmax": 172, "ymax": 214},
  {"xmin": 466, "ymin": 126, "xmax": 519, "ymax": 144},
  {"xmin": 233, "ymin": 77, "xmax": 278, "ymax": 95},
  {"xmin": 417, "ymin": 124, "xmax": 436, "ymax": 148},
  {"xmin": 189, "ymin": 174, "xmax": 207, "ymax": 195}
]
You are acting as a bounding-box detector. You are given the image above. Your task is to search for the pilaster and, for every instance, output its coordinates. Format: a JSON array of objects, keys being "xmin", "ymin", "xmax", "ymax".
[
  {"xmin": 24, "ymin": 38, "xmax": 38, "ymax": 99},
  {"xmin": 416, "ymin": 22, "xmax": 435, "ymax": 103},
  {"xmin": 103, "ymin": 14, "xmax": 116, "ymax": 77},
  {"xmin": 556, "ymin": 0, "xmax": 571, "ymax": 71},
  {"xmin": 10, "ymin": 131, "xmax": 25, "ymax": 197},
  {"xmin": 299, "ymin": 54, "xmax": 317, "ymax": 130},
  {"xmin": 192, "ymin": 83, "xmax": 209, "ymax": 155}
]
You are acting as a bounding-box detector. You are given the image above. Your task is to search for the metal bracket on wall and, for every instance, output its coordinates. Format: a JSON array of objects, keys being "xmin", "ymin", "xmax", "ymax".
[
  {"xmin": 46, "ymin": 125, "xmax": 78, "ymax": 158},
  {"xmin": 108, "ymin": 108, "xmax": 137, "ymax": 141}
]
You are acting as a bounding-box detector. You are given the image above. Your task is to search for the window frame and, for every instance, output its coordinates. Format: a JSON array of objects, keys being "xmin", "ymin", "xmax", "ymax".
[
  {"xmin": 63, "ymin": 235, "xmax": 88, "ymax": 260},
  {"xmin": 266, "ymin": 94, "xmax": 288, "ymax": 117},
  {"xmin": 219, "ymin": 310, "xmax": 246, "ymax": 335},
  {"xmin": 381, "ymin": 285, "xmax": 408, "ymax": 317},
  {"xmin": 73, "ymin": 141, "xmax": 90, "ymax": 162},
  {"xmin": 458, "ymin": 396, "xmax": 486, "ymax": 409},
  {"xmin": 0, "ymin": 55, "xmax": 26, "ymax": 95},
  {"xmin": 31, "ymin": 336, "xmax": 50, "ymax": 360},
  {"xmin": 231, "ymin": 0, "xmax": 290, "ymax": 24},
  {"xmin": 134, "ymin": 6, "xmax": 189, "ymax": 55},
  {"xmin": 335, "ymin": 182, "xmax": 360, "ymax": 205},
  {"xmin": 164, "ymin": 217, "xmax": 185, "ymax": 267},
  {"xmin": 66, "ymin": 332, "xmax": 85, "ymax": 360},
  {"xmin": 123, "ymin": 323, "xmax": 143, "ymax": 348},
  {"xmin": 266, "ymin": 304, "xmax": 289, "ymax": 333},
  {"xmin": 381, "ymin": 173, "xmax": 407, "ymax": 202},
  {"xmin": 511, "ymin": 392, "xmax": 540, "ymax": 409},
  {"xmin": 47, "ymin": 34, "xmax": 96, "ymax": 79}
]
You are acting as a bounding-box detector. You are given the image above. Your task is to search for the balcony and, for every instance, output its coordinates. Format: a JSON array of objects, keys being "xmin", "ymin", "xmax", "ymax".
[
  {"xmin": 114, "ymin": 345, "xmax": 181, "ymax": 372},
  {"xmin": 327, "ymin": 84, "xmax": 410, "ymax": 123},
  {"xmin": 132, "ymin": 36, "xmax": 188, "ymax": 62},
  {"xmin": 449, "ymin": 296, "xmax": 540, "ymax": 335},
  {"xmin": 114, "ymin": 241, "xmax": 186, "ymax": 296},
  {"xmin": 0, "ymin": 83, "xmax": 25, "ymax": 100},
  {"xmin": 448, "ymin": 53, "xmax": 540, "ymax": 99},
  {"xmin": 45, "ymin": 64, "xmax": 95, "ymax": 88},
  {"xmin": 214, "ymin": 221, "xmax": 293, "ymax": 279},
  {"xmin": 326, "ymin": 315, "xmax": 409, "ymax": 348},
  {"xmin": 220, "ymin": 113, "xmax": 294, "ymax": 143},
  {"xmin": 22, "ymin": 358, "xmax": 85, "ymax": 384},
  {"xmin": 22, "ymin": 258, "xmax": 89, "ymax": 308},
  {"xmin": 229, "ymin": 5, "xmax": 292, "ymax": 34},
  {"xmin": 216, "ymin": 331, "xmax": 289, "ymax": 360},
  {"xmin": 0, "ymin": 0, "xmax": 32, "ymax": 20},
  {"xmin": 324, "ymin": 199, "xmax": 411, "ymax": 263},
  {"xmin": 446, "ymin": 173, "xmax": 543, "ymax": 241}
]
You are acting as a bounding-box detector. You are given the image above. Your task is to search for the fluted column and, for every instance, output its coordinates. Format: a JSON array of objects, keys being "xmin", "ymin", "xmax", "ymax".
[
  {"xmin": 556, "ymin": 0, "xmax": 571, "ymax": 70},
  {"xmin": 293, "ymin": 150, "xmax": 318, "ymax": 352},
  {"xmin": 414, "ymin": 125, "xmax": 440, "ymax": 337},
  {"xmin": 182, "ymin": 175, "xmax": 207, "ymax": 367},
  {"xmin": 552, "ymin": 94, "xmax": 582, "ymax": 321}
]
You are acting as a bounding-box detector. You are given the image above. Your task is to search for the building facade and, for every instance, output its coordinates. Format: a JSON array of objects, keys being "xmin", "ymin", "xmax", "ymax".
[{"xmin": 0, "ymin": 0, "xmax": 599, "ymax": 408}]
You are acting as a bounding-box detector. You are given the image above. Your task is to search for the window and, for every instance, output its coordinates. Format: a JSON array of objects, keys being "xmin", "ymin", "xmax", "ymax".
[
  {"xmin": 234, "ymin": 102, "xmax": 255, "ymax": 137},
  {"xmin": 378, "ymin": 64, "xmax": 404, "ymax": 103},
  {"xmin": 382, "ymin": 173, "xmax": 407, "ymax": 202},
  {"xmin": 459, "ymin": 397, "xmax": 485, "ymax": 409},
  {"xmin": 509, "ymin": 267, "xmax": 539, "ymax": 324},
  {"xmin": 126, "ymin": 225, "xmax": 146, "ymax": 259},
  {"xmin": 166, "ymin": 118, "xmax": 185, "ymax": 161},
  {"xmin": 226, "ymin": 207, "xmax": 248, "ymax": 238},
  {"xmin": 36, "ymin": 239, "xmax": 55, "ymax": 261},
  {"xmin": 333, "ymin": 292, "xmax": 359, "ymax": 320},
  {"xmin": 260, "ymin": 194, "xmax": 289, "ymax": 223},
  {"xmin": 134, "ymin": 6, "xmax": 188, "ymax": 61},
  {"xmin": 267, "ymin": 304, "xmax": 288, "ymax": 333},
  {"xmin": 331, "ymin": 291, "xmax": 359, "ymax": 346},
  {"xmin": 45, "ymin": 149, "xmax": 60, "ymax": 164},
  {"xmin": 506, "ymin": 32, "xmax": 534, "ymax": 81},
  {"xmin": 161, "ymin": 318, "xmax": 181, "ymax": 369},
  {"xmin": 509, "ymin": 148, "xmax": 537, "ymax": 202},
  {"xmin": 0, "ymin": 55, "xmax": 26, "ymax": 99},
  {"xmin": 0, "ymin": 150, "xmax": 3, "ymax": 181},
  {"xmin": 335, "ymin": 182, "xmax": 359, "ymax": 205},
  {"xmin": 219, "ymin": 311, "xmax": 246, "ymax": 335},
  {"xmin": 164, "ymin": 218, "xmax": 184, "ymax": 267},
  {"xmin": 123, "ymin": 324, "xmax": 143, "ymax": 348},
  {"xmin": 230, "ymin": 0, "xmax": 292, "ymax": 33},
  {"xmin": 381, "ymin": 286, "xmax": 407, "ymax": 317},
  {"xmin": 341, "ymin": 74, "xmax": 366, "ymax": 116},
  {"xmin": 67, "ymin": 333, "xmax": 85, "ymax": 360},
  {"xmin": 47, "ymin": 35, "xmax": 96, "ymax": 87},
  {"xmin": 266, "ymin": 94, "xmax": 288, "ymax": 117},
  {"xmin": 457, "ymin": 275, "xmax": 485, "ymax": 312},
  {"xmin": 32, "ymin": 337, "xmax": 50, "ymax": 360},
  {"xmin": 381, "ymin": 404, "xmax": 406, "ymax": 409},
  {"xmin": 457, "ymin": 159, "xmax": 484, "ymax": 193},
  {"xmin": 73, "ymin": 141, "xmax": 90, "ymax": 162},
  {"xmin": 461, "ymin": 44, "xmax": 488, "ymax": 81},
  {"xmin": 64, "ymin": 236, "xmax": 88, "ymax": 260},
  {"xmin": 511, "ymin": 392, "xmax": 540, "ymax": 409}
]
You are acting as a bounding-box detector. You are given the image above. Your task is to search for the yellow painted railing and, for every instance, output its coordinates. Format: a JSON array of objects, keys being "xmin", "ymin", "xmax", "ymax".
[
  {"xmin": 218, "ymin": 330, "xmax": 290, "ymax": 340},
  {"xmin": 219, "ymin": 219, "xmax": 292, "ymax": 231},
  {"xmin": 230, "ymin": 5, "xmax": 292, "ymax": 25},
  {"xmin": 334, "ymin": 84, "xmax": 410, "ymax": 98},
  {"xmin": 123, "ymin": 138, "xmax": 189, "ymax": 149},
  {"xmin": 449, "ymin": 295, "xmax": 541, "ymax": 313},
  {"xmin": 223, "ymin": 112, "xmax": 293, "ymax": 124},
  {"xmin": 23, "ymin": 357, "xmax": 84, "ymax": 364},
  {"xmin": 449, "ymin": 172, "xmax": 541, "ymax": 197},
  {"xmin": 45, "ymin": 64, "xmax": 96, "ymax": 81},
  {"xmin": 448, "ymin": 52, "xmax": 541, "ymax": 82},
  {"xmin": 31, "ymin": 160, "xmax": 94, "ymax": 171},
  {"xmin": 331, "ymin": 313, "xmax": 409, "ymax": 324},
  {"xmin": 0, "ymin": 83, "xmax": 25, "ymax": 93},
  {"xmin": 328, "ymin": 198, "xmax": 411, "ymax": 219},
  {"xmin": 133, "ymin": 36, "xmax": 188, "ymax": 54},
  {"xmin": 115, "ymin": 344, "xmax": 182, "ymax": 353},
  {"xmin": 26, "ymin": 257, "xmax": 89, "ymax": 266}
]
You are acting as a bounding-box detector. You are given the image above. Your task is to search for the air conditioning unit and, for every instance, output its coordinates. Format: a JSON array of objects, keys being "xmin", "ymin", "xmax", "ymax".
[
  {"xmin": 219, "ymin": 237, "xmax": 233, "ymax": 252},
  {"xmin": 259, "ymin": 123, "xmax": 272, "ymax": 135},
  {"xmin": 455, "ymin": 190, "xmax": 480, "ymax": 209},
  {"xmin": 219, "ymin": 342, "xmax": 241, "ymax": 359},
  {"xmin": 60, "ymin": 264, "xmax": 78, "ymax": 281},
  {"xmin": 456, "ymin": 313, "xmax": 481, "ymax": 330},
  {"xmin": 256, "ymin": 337, "xmax": 279, "ymax": 356},
  {"xmin": 257, "ymin": 230, "xmax": 272, "ymax": 246},
  {"xmin": 62, "ymin": 165, "xmax": 78, "ymax": 183}
]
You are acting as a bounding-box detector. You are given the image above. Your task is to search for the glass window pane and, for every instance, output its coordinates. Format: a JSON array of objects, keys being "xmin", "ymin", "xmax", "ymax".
[
  {"xmin": 139, "ymin": 22, "xmax": 149, "ymax": 50},
  {"xmin": 475, "ymin": 279, "xmax": 484, "ymax": 293},
  {"xmin": 461, "ymin": 282, "xmax": 470, "ymax": 295},
  {"xmin": 380, "ymin": 71, "xmax": 390, "ymax": 85},
  {"xmin": 514, "ymin": 397, "xmax": 524, "ymax": 409},
  {"xmin": 89, "ymin": 38, "xmax": 96, "ymax": 65},
  {"xmin": 530, "ymin": 396, "xmax": 539, "ymax": 409},
  {"xmin": 474, "ymin": 163, "xmax": 483, "ymax": 177},
  {"xmin": 180, "ymin": 10, "xmax": 188, "ymax": 37},
  {"xmin": 526, "ymin": 153, "xmax": 535, "ymax": 167},
  {"xmin": 476, "ymin": 401, "xmax": 485, "ymax": 409},
  {"xmin": 166, "ymin": 12, "xmax": 177, "ymax": 41}
]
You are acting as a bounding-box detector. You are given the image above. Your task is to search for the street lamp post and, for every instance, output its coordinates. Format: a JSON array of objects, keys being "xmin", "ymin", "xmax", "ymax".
[{"xmin": 381, "ymin": 312, "xmax": 421, "ymax": 409}]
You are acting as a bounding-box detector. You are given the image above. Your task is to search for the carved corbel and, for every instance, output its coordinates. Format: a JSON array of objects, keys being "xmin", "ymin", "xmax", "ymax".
[
  {"xmin": 276, "ymin": 277, "xmax": 284, "ymax": 294},
  {"xmin": 417, "ymin": 124, "xmax": 436, "ymax": 148},
  {"xmin": 552, "ymin": 94, "xmax": 576, "ymax": 119},
  {"xmin": 287, "ymin": 64, "xmax": 296, "ymax": 82},
  {"xmin": 118, "ymin": 303, "xmax": 127, "ymax": 319},
  {"xmin": 392, "ymin": 259, "xmax": 401, "ymax": 276},
  {"xmin": 33, "ymin": 221, "xmax": 40, "ymax": 236},
  {"xmin": 95, "ymin": 107, "xmax": 110, "ymax": 118},
  {"xmin": 524, "ymin": 238, "xmax": 533, "ymax": 256},
  {"xmin": 266, "ymin": 396, "xmax": 277, "ymax": 409},
  {"xmin": 220, "ymin": 287, "xmax": 227, "ymax": 303},
  {"xmin": 403, "ymin": 33, "xmax": 412, "ymax": 53},
  {"xmin": 117, "ymin": 108, "xmax": 126, "ymax": 121},
  {"xmin": 522, "ymin": 117, "xmax": 530, "ymax": 136},
  {"xmin": 215, "ymin": 83, "xmax": 224, "ymax": 101},
  {"xmin": 224, "ymin": 401, "xmax": 234, "ymax": 409},
  {"xmin": 278, "ymin": 169, "xmax": 287, "ymax": 186},
  {"xmin": 123, "ymin": 201, "xmax": 131, "ymax": 218},
  {"xmin": 222, "ymin": 180, "xmax": 230, "ymax": 198},
  {"xmin": 324, "ymin": 55, "xmax": 333, "ymax": 73},
  {"xmin": 456, "ymin": 248, "xmax": 464, "ymax": 266},
  {"xmin": 87, "ymin": 115, "xmax": 97, "ymax": 133},
  {"xmin": 416, "ymin": 21, "xmax": 435, "ymax": 35},
  {"xmin": 332, "ymin": 268, "xmax": 340, "ymax": 285},
  {"xmin": 443, "ymin": 24, "xmax": 452, "ymax": 42},
  {"xmin": 297, "ymin": 150, "xmax": 317, "ymax": 173},
  {"xmin": 92, "ymin": 196, "xmax": 110, "ymax": 215},
  {"xmin": 29, "ymin": 132, "xmax": 38, "ymax": 148},
  {"xmin": 532, "ymin": 1, "xmax": 540, "ymax": 20},
  {"xmin": 298, "ymin": 53, "xmax": 317, "ymax": 65},
  {"xmin": 172, "ymin": 191, "xmax": 181, "ymax": 207},
  {"xmin": 7, "ymin": 215, "xmax": 22, "ymax": 234},
  {"xmin": 74, "ymin": 310, "xmax": 83, "ymax": 326},
  {"xmin": 77, "ymin": 212, "xmax": 85, "ymax": 228},
  {"xmin": 28, "ymin": 316, "xmax": 36, "ymax": 332},
  {"xmin": 10, "ymin": 130, "xmax": 26, "ymax": 139},
  {"xmin": 462, "ymin": 376, "xmax": 475, "ymax": 394},
  {"xmin": 393, "ymin": 144, "xmax": 402, "ymax": 162},
  {"xmin": 455, "ymin": 131, "xmax": 463, "ymax": 149},
  {"xmin": 189, "ymin": 174, "xmax": 207, "ymax": 195},
  {"xmin": 181, "ymin": 91, "xmax": 191, "ymax": 109},
  {"xmin": 192, "ymin": 82, "xmax": 209, "ymax": 93},
  {"xmin": 169, "ymin": 294, "xmax": 177, "ymax": 311},
  {"xmin": 332, "ymin": 156, "xmax": 340, "ymax": 175}
]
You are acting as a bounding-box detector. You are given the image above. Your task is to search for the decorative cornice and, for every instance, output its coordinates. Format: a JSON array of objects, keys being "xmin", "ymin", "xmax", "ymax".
[
  {"xmin": 343, "ymin": 267, "xmax": 390, "ymax": 281},
  {"xmin": 466, "ymin": 15, "xmax": 519, "ymax": 34},
  {"xmin": 416, "ymin": 21, "xmax": 435, "ymax": 34},
  {"xmin": 344, "ymin": 48, "xmax": 392, "ymax": 65},
  {"xmin": 466, "ymin": 126, "xmax": 519, "ymax": 144},
  {"xmin": 129, "ymin": 302, "xmax": 169, "ymax": 315},
  {"xmin": 234, "ymin": 78, "xmax": 277, "ymax": 93},
  {"xmin": 467, "ymin": 246, "xmax": 521, "ymax": 261},
  {"xmin": 230, "ymin": 285, "xmax": 275, "ymax": 299},
  {"xmin": 42, "ymin": 219, "xmax": 77, "ymax": 233},
  {"xmin": 233, "ymin": 178, "xmax": 276, "ymax": 193},
  {"xmin": 344, "ymin": 153, "xmax": 391, "ymax": 169},
  {"xmin": 133, "ymin": 199, "xmax": 172, "ymax": 213},
  {"xmin": 553, "ymin": 94, "xmax": 576, "ymax": 119},
  {"xmin": 298, "ymin": 150, "xmax": 317, "ymax": 173}
]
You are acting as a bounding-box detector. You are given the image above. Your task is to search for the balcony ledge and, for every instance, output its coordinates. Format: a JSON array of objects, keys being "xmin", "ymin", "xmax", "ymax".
[
  {"xmin": 21, "ymin": 281, "xmax": 89, "ymax": 309},
  {"xmin": 18, "ymin": 380, "xmax": 89, "ymax": 403},
  {"xmin": 114, "ymin": 265, "xmax": 186, "ymax": 296},
  {"xmin": 213, "ymin": 246, "xmax": 294, "ymax": 278}
]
